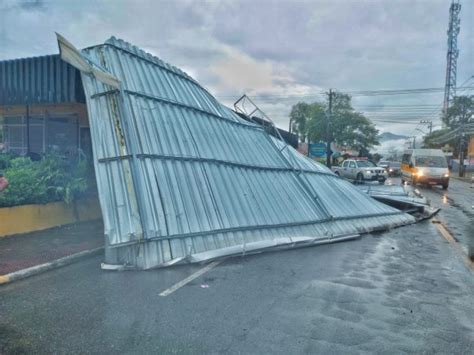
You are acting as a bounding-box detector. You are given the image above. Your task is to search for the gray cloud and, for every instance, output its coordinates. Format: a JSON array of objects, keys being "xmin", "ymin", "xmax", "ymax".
[{"xmin": 0, "ymin": 0, "xmax": 472, "ymax": 136}]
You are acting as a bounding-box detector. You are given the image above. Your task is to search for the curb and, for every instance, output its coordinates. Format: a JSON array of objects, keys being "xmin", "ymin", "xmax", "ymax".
[
  {"xmin": 450, "ymin": 175, "xmax": 473, "ymax": 183},
  {"xmin": 432, "ymin": 219, "xmax": 474, "ymax": 273},
  {"xmin": 0, "ymin": 247, "xmax": 104, "ymax": 286}
]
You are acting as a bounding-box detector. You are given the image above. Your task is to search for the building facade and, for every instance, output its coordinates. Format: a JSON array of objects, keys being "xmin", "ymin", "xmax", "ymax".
[{"xmin": 0, "ymin": 54, "xmax": 91, "ymax": 159}]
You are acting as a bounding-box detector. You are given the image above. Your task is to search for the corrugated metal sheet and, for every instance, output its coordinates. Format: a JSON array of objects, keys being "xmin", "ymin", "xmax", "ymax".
[
  {"xmin": 0, "ymin": 54, "xmax": 85, "ymax": 106},
  {"xmin": 60, "ymin": 36, "xmax": 415, "ymax": 269}
]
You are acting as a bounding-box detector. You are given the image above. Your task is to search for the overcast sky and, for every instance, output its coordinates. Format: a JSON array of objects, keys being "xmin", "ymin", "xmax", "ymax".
[{"xmin": 1, "ymin": 0, "xmax": 473, "ymax": 140}]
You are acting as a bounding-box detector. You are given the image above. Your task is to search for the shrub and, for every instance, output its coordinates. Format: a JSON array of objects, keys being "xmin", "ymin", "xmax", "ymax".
[
  {"xmin": 0, "ymin": 153, "xmax": 95, "ymax": 207},
  {"xmin": 0, "ymin": 152, "xmax": 16, "ymax": 170}
]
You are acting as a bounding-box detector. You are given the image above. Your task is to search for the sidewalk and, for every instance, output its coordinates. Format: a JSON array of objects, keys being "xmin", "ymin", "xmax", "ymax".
[
  {"xmin": 451, "ymin": 171, "xmax": 474, "ymax": 183},
  {"xmin": 0, "ymin": 220, "xmax": 104, "ymax": 275}
]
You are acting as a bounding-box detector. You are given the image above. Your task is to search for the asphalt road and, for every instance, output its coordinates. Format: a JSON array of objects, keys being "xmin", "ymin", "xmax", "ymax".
[
  {"xmin": 1, "ymin": 221, "xmax": 473, "ymax": 353},
  {"xmin": 387, "ymin": 176, "xmax": 474, "ymax": 256}
]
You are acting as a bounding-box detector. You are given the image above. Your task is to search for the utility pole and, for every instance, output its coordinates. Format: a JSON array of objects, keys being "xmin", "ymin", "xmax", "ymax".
[
  {"xmin": 326, "ymin": 89, "xmax": 333, "ymax": 168},
  {"xmin": 459, "ymin": 124, "xmax": 465, "ymax": 177},
  {"xmin": 420, "ymin": 119, "xmax": 433, "ymax": 134},
  {"xmin": 412, "ymin": 136, "xmax": 416, "ymax": 149}
]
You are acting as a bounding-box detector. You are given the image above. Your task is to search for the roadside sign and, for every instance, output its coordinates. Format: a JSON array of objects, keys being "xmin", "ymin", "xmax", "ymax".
[{"xmin": 309, "ymin": 143, "xmax": 328, "ymax": 157}]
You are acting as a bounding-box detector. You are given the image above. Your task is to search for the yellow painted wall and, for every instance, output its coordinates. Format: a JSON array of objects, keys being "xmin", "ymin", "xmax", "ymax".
[{"xmin": 0, "ymin": 197, "xmax": 101, "ymax": 237}]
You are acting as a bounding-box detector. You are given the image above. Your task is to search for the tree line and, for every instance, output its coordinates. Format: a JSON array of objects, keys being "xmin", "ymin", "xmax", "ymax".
[
  {"xmin": 424, "ymin": 95, "xmax": 474, "ymax": 155},
  {"xmin": 289, "ymin": 92, "xmax": 379, "ymax": 155}
]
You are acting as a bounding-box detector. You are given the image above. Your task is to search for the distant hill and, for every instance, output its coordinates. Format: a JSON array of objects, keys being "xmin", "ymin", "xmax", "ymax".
[{"xmin": 378, "ymin": 132, "xmax": 409, "ymax": 142}]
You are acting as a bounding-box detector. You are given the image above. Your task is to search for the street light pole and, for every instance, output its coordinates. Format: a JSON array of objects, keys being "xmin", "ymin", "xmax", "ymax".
[{"xmin": 326, "ymin": 89, "xmax": 333, "ymax": 168}]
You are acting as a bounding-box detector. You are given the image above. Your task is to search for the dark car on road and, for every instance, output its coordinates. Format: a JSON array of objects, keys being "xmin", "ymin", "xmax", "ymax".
[
  {"xmin": 387, "ymin": 161, "xmax": 401, "ymax": 176},
  {"xmin": 378, "ymin": 161, "xmax": 401, "ymax": 177}
]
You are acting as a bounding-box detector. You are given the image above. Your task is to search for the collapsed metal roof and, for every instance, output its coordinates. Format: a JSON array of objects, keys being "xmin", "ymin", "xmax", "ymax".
[{"xmin": 58, "ymin": 35, "xmax": 415, "ymax": 269}]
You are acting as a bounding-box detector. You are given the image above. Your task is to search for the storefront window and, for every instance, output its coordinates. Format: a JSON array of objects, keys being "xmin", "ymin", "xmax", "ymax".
[
  {"xmin": 2, "ymin": 117, "xmax": 27, "ymax": 156},
  {"xmin": 29, "ymin": 118, "xmax": 44, "ymax": 157},
  {"xmin": 46, "ymin": 116, "xmax": 78, "ymax": 154},
  {"xmin": 80, "ymin": 127, "xmax": 93, "ymax": 160},
  {"xmin": 1, "ymin": 115, "xmax": 79, "ymax": 156}
]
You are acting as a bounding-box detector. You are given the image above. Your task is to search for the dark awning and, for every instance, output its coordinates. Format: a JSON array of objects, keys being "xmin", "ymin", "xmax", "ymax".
[{"xmin": 0, "ymin": 54, "xmax": 85, "ymax": 106}]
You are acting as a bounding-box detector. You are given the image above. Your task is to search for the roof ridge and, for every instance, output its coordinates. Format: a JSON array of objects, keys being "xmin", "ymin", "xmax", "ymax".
[
  {"xmin": 101, "ymin": 36, "xmax": 228, "ymax": 111},
  {"xmin": 105, "ymin": 36, "xmax": 194, "ymax": 82},
  {"xmin": 0, "ymin": 53, "xmax": 59, "ymax": 63}
]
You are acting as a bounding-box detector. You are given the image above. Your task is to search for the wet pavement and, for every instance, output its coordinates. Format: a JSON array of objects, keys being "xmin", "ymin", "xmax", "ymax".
[
  {"xmin": 1, "ymin": 178, "xmax": 473, "ymax": 353},
  {"xmin": 386, "ymin": 177, "xmax": 474, "ymax": 258},
  {"xmin": 0, "ymin": 220, "xmax": 103, "ymax": 275},
  {"xmin": 1, "ymin": 221, "xmax": 473, "ymax": 353}
]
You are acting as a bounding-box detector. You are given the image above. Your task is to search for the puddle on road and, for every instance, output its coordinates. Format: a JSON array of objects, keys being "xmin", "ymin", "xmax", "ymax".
[
  {"xmin": 387, "ymin": 179, "xmax": 473, "ymax": 257},
  {"xmin": 442, "ymin": 194, "xmax": 448, "ymax": 205}
]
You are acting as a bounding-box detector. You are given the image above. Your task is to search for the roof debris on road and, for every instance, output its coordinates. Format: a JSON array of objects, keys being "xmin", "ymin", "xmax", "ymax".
[
  {"xmin": 357, "ymin": 184, "xmax": 440, "ymax": 220},
  {"xmin": 57, "ymin": 34, "xmax": 415, "ymax": 269}
]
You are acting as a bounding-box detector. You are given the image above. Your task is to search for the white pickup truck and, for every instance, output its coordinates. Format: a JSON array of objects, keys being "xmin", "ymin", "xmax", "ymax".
[{"xmin": 332, "ymin": 159, "xmax": 387, "ymax": 184}]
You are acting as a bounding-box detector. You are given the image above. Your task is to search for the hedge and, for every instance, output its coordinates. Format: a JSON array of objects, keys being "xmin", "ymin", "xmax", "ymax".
[{"xmin": 0, "ymin": 153, "xmax": 96, "ymax": 208}]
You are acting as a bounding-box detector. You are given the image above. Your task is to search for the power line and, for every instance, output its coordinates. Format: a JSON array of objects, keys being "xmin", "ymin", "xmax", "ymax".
[
  {"xmin": 215, "ymin": 86, "xmax": 474, "ymax": 100},
  {"xmin": 338, "ymin": 86, "xmax": 472, "ymax": 96},
  {"xmin": 458, "ymin": 75, "xmax": 474, "ymax": 89},
  {"xmin": 404, "ymin": 75, "xmax": 473, "ymax": 140},
  {"xmin": 369, "ymin": 117, "xmax": 434, "ymax": 121},
  {"xmin": 371, "ymin": 121, "xmax": 426, "ymax": 125},
  {"xmin": 354, "ymin": 104, "xmax": 441, "ymax": 107},
  {"xmin": 362, "ymin": 109, "xmax": 447, "ymax": 113},
  {"xmin": 411, "ymin": 75, "xmax": 474, "ymax": 137},
  {"xmin": 233, "ymin": 79, "xmax": 474, "ymax": 136}
]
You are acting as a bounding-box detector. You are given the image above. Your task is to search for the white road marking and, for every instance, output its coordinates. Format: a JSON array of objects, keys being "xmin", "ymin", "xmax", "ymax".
[{"xmin": 159, "ymin": 260, "xmax": 222, "ymax": 297}]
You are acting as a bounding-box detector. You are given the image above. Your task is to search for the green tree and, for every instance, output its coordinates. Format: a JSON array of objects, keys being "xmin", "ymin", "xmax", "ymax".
[
  {"xmin": 372, "ymin": 153, "xmax": 382, "ymax": 163},
  {"xmin": 289, "ymin": 102, "xmax": 325, "ymax": 143},
  {"xmin": 289, "ymin": 92, "xmax": 380, "ymax": 153},
  {"xmin": 423, "ymin": 129, "xmax": 453, "ymax": 148},
  {"xmin": 443, "ymin": 95, "xmax": 474, "ymax": 129}
]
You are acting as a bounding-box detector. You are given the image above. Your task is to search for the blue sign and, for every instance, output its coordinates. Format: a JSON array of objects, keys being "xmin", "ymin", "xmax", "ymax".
[{"xmin": 309, "ymin": 143, "xmax": 327, "ymax": 157}]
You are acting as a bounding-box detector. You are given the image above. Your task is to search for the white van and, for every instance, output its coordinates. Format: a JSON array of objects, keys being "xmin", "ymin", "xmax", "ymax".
[{"xmin": 401, "ymin": 149, "xmax": 450, "ymax": 189}]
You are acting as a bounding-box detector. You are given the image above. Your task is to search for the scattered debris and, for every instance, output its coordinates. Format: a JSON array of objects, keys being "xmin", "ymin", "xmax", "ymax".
[{"xmin": 357, "ymin": 184, "xmax": 439, "ymax": 220}]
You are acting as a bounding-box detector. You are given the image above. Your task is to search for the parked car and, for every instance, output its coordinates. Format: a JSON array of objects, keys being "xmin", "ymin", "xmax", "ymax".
[
  {"xmin": 401, "ymin": 149, "xmax": 450, "ymax": 189},
  {"xmin": 332, "ymin": 159, "xmax": 387, "ymax": 184}
]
